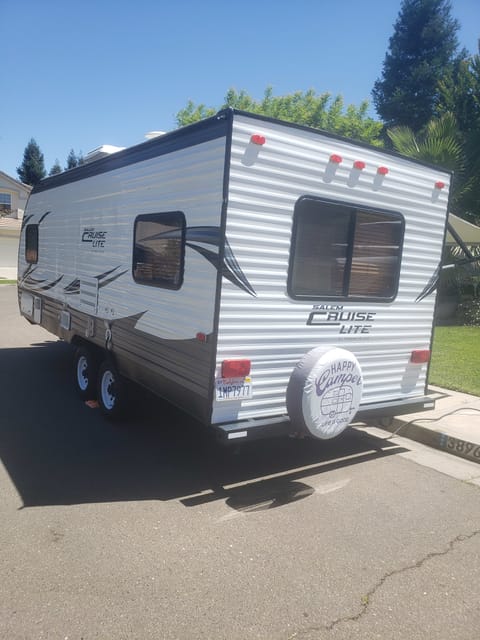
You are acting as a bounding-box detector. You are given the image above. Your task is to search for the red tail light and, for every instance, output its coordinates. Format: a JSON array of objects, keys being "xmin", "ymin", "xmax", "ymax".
[
  {"xmin": 221, "ymin": 359, "xmax": 251, "ymax": 378},
  {"xmin": 410, "ymin": 350, "xmax": 431, "ymax": 364},
  {"xmin": 250, "ymin": 134, "xmax": 266, "ymax": 145}
]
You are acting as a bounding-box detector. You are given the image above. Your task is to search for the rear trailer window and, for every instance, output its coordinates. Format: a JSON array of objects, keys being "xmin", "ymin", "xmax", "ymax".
[{"xmin": 288, "ymin": 197, "xmax": 404, "ymax": 301}]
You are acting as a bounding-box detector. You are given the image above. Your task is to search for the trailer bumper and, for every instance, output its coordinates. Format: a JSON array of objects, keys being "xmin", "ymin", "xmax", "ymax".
[
  {"xmin": 215, "ymin": 416, "xmax": 293, "ymax": 443},
  {"xmin": 354, "ymin": 394, "xmax": 436, "ymax": 421},
  {"xmin": 214, "ymin": 394, "xmax": 436, "ymax": 443}
]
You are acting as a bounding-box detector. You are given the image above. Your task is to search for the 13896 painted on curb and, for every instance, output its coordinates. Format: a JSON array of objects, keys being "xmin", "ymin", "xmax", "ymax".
[{"xmin": 445, "ymin": 437, "xmax": 480, "ymax": 460}]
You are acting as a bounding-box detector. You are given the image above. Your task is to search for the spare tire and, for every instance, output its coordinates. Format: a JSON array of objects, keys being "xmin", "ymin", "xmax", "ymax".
[{"xmin": 287, "ymin": 346, "xmax": 363, "ymax": 439}]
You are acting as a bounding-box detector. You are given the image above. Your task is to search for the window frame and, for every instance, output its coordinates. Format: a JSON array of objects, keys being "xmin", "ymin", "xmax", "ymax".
[
  {"xmin": 132, "ymin": 211, "xmax": 186, "ymax": 290},
  {"xmin": 287, "ymin": 196, "xmax": 405, "ymax": 303},
  {"xmin": 25, "ymin": 224, "xmax": 39, "ymax": 264},
  {"xmin": 0, "ymin": 191, "xmax": 12, "ymax": 213}
]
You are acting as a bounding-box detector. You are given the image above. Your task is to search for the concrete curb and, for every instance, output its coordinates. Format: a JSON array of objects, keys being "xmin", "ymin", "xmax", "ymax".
[
  {"xmin": 374, "ymin": 382, "xmax": 480, "ymax": 465},
  {"xmin": 379, "ymin": 417, "xmax": 480, "ymax": 464}
]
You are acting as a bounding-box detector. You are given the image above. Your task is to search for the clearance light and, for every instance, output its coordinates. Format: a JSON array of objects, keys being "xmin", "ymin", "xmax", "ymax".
[
  {"xmin": 377, "ymin": 166, "xmax": 389, "ymax": 175},
  {"xmin": 250, "ymin": 134, "xmax": 266, "ymax": 145},
  {"xmin": 196, "ymin": 332, "xmax": 207, "ymax": 343},
  {"xmin": 410, "ymin": 349, "xmax": 431, "ymax": 364},
  {"xmin": 330, "ymin": 154, "xmax": 343, "ymax": 164},
  {"xmin": 353, "ymin": 160, "xmax": 366, "ymax": 170},
  {"xmin": 221, "ymin": 359, "xmax": 251, "ymax": 378},
  {"xmin": 435, "ymin": 181, "xmax": 445, "ymax": 190}
]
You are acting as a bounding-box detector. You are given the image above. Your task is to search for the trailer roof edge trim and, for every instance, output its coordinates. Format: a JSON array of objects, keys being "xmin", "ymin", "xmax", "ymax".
[{"xmin": 32, "ymin": 111, "xmax": 232, "ymax": 194}]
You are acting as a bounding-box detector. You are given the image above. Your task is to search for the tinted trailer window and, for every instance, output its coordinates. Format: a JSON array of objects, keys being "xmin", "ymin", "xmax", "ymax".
[
  {"xmin": 288, "ymin": 197, "xmax": 404, "ymax": 301},
  {"xmin": 133, "ymin": 212, "xmax": 186, "ymax": 290}
]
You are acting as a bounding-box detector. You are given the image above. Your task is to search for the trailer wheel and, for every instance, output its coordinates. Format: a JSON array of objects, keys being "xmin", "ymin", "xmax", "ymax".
[
  {"xmin": 286, "ymin": 346, "xmax": 363, "ymax": 440},
  {"xmin": 73, "ymin": 346, "xmax": 98, "ymax": 400},
  {"xmin": 97, "ymin": 359, "xmax": 127, "ymax": 419}
]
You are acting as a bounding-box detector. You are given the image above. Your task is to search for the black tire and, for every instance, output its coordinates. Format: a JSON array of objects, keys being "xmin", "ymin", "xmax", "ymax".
[
  {"xmin": 73, "ymin": 345, "xmax": 98, "ymax": 400},
  {"xmin": 96, "ymin": 359, "xmax": 127, "ymax": 419}
]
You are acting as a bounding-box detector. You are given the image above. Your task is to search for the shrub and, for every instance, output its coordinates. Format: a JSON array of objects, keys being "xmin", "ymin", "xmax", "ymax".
[{"xmin": 455, "ymin": 298, "xmax": 480, "ymax": 325}]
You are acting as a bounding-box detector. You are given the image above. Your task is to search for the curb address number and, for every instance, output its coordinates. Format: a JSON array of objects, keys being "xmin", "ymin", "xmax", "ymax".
[{"xmin": 445, "ymin": 437, "xmax": 480, "ymax": 460}]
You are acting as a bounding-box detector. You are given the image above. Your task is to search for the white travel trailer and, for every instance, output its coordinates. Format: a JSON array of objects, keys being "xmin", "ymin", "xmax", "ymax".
[{"xmin": 18, "ymin": 109, "xmax": 452, "ymax": 442}]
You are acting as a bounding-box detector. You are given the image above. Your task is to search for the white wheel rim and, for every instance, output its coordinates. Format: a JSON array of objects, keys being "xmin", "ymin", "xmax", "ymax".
[
  {"xmin": 101, "ymin": 370, "xmax": 116, "ymax": 410},
  {"xmin": 77, "ymin": 355, "xmax": 89, "ymax": 391}
]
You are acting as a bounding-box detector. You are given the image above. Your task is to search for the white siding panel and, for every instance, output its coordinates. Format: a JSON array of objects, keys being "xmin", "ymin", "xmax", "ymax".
[
  {"xmin": 19, "ymin": 138, "xmax": 227, "ymax": 341},
  {"xmin": 212, "ymin": 114, "xmax": 450, "ymax": 425}
]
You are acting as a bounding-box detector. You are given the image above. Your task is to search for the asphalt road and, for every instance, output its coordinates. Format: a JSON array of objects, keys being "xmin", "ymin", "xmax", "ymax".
[{"xmin": 1, "ymin": 285, "xmax": 480, "ymax": 639}]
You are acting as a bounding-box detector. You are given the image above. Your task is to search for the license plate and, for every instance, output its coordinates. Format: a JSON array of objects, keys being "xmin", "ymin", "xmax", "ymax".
[{"xmin": 215, "ymin": 378, "xmax": 252, "ymax": 402}]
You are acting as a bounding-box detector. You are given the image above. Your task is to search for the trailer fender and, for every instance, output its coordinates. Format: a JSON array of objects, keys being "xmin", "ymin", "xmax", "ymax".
[{"xmin": 286, "ymin": 346, "xmax": 363, "ymax": 439}]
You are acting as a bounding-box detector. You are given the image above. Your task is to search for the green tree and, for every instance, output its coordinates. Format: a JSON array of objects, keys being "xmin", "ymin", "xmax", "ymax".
[
  {"xmin": 65, "ymin": 149, "xmax": 84, "ymax": 170},
  {"xmin": 437, "ymin": 49, "xmax": 480, "ymax": 221},
  {"xmin": 176, "ymin": 87, "xmax": 383, "ymax": 146},
  {"xmin": 387, "ymin": 112, "xmax": 465, "ymax": 210},
  {"xmin": 437, "ymin": 53, "xmax": 480, "ymax": 131},
  {"xmin": 49, "ymin": 159, "xmax": 62, "ymax": 176},
  {"xmin": 17, "ymin": 138, "xmax": 46, "ymax": 186},
  {"xmin": 372, "ymin": 0, "xmax": 461, "ymax": 131},
  {"xmin": 387, "ymin": 112, "xmax": 462, "ymax": 171}
]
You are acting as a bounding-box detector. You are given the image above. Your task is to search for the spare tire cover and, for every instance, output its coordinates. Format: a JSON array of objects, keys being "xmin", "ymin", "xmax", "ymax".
[{"xmin": 287, "ymin": 346, "xmax": 363, "ymax": 439}]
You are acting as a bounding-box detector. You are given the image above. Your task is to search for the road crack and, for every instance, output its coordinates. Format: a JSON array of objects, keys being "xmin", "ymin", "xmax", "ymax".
[
  {"xmin": 288, "ymin": 528, "xmax": 480, "ymax": 638},
  {"xmin": 326, "ymin": 529, "xmax": 480, "ymax": 631}
]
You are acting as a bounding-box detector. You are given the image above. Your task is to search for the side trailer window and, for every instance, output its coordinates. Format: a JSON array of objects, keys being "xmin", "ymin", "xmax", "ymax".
[
  {"xmin": 25, "ymin": 224, "xmax": 39, "ymax": 264},
  {"xmin": 133, "ymin": 212, "xmax": 186, "ymax": 290},
  {"xmin": 288, "ymin": 197, "xmax": 404, "ymax": 301}
]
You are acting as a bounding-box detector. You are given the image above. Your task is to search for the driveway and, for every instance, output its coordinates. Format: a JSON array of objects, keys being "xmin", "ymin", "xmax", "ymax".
[{"xmin": 0, "ymin": 234, "xmax": 19, "ymax": 277}]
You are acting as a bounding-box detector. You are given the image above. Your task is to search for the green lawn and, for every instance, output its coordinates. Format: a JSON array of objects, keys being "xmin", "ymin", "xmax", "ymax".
[{"xmin": 430, "ymin": 326, "xmax": 480, "ymax": 396}]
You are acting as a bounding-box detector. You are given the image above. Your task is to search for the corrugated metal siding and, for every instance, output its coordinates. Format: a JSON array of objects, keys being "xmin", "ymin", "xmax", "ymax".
[
  {"xmin": 18, "ymin": 137, "xmax": 227, "ymax": 420},
  {"xmin": 212, "ymin": 114, "xmax": 450, "ymax": 424}
]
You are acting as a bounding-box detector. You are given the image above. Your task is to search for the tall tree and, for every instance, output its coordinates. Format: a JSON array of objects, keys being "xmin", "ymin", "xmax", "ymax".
[
  {"xmin": 49, "ymin": 159, "xmax": 62, "ymax": 176},
  {"xmin": 372, "ymin": 0, "xmax": 461, "ymax": 131},
  {"xmin": 437, "ymin": 49, "xmax": 480, "ymax": 221},
  {"xmin": 176, "ymin": 87, "xmax": 383, "ymax": 146},
  {"xmin": 66, "ymin": 149, "xmax": 79, "ymax": 170},
  {"xmin": 437, "ymin": 52, "xmax": 480, "ymax": 132},
  {"xmin": 17, "ymin": 138, "xmax": 46, "ymax": 186}
]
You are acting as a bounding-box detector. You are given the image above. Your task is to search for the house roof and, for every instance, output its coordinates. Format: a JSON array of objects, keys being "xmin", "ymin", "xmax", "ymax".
[
  {"xmin": 0, "ymin": 171, "xmax": 32, "ymax": 193},
  {"xmin": 447, "ymin": 213, "xmax": 480, "ymax": 246}
]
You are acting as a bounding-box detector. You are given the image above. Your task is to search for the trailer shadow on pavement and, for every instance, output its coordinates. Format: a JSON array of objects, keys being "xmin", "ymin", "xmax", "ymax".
[{"xmin": 0, "ymin": 340, "xmax": 408, "ymax": 510}]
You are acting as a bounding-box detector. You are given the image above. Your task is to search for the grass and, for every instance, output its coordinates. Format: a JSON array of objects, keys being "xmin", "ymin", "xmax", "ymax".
[
  {"xmin": 430, "ymin": 326, "xmax": 480, "ymax": 396},
  {"xmin": 0, "ymin": 279, "xmax": 16, "ymax": 285}
]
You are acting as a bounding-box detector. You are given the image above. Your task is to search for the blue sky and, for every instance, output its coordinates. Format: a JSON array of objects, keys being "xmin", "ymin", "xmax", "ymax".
[{"xmin": 2, "ymin": 0, "xmax": 479, "ymax": 179}]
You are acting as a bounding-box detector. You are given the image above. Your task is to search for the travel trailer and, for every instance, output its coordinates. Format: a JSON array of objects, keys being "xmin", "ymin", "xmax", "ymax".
[{"xmin": 18, "ymin": 109, "xmax": 452, "ymax": 442}]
